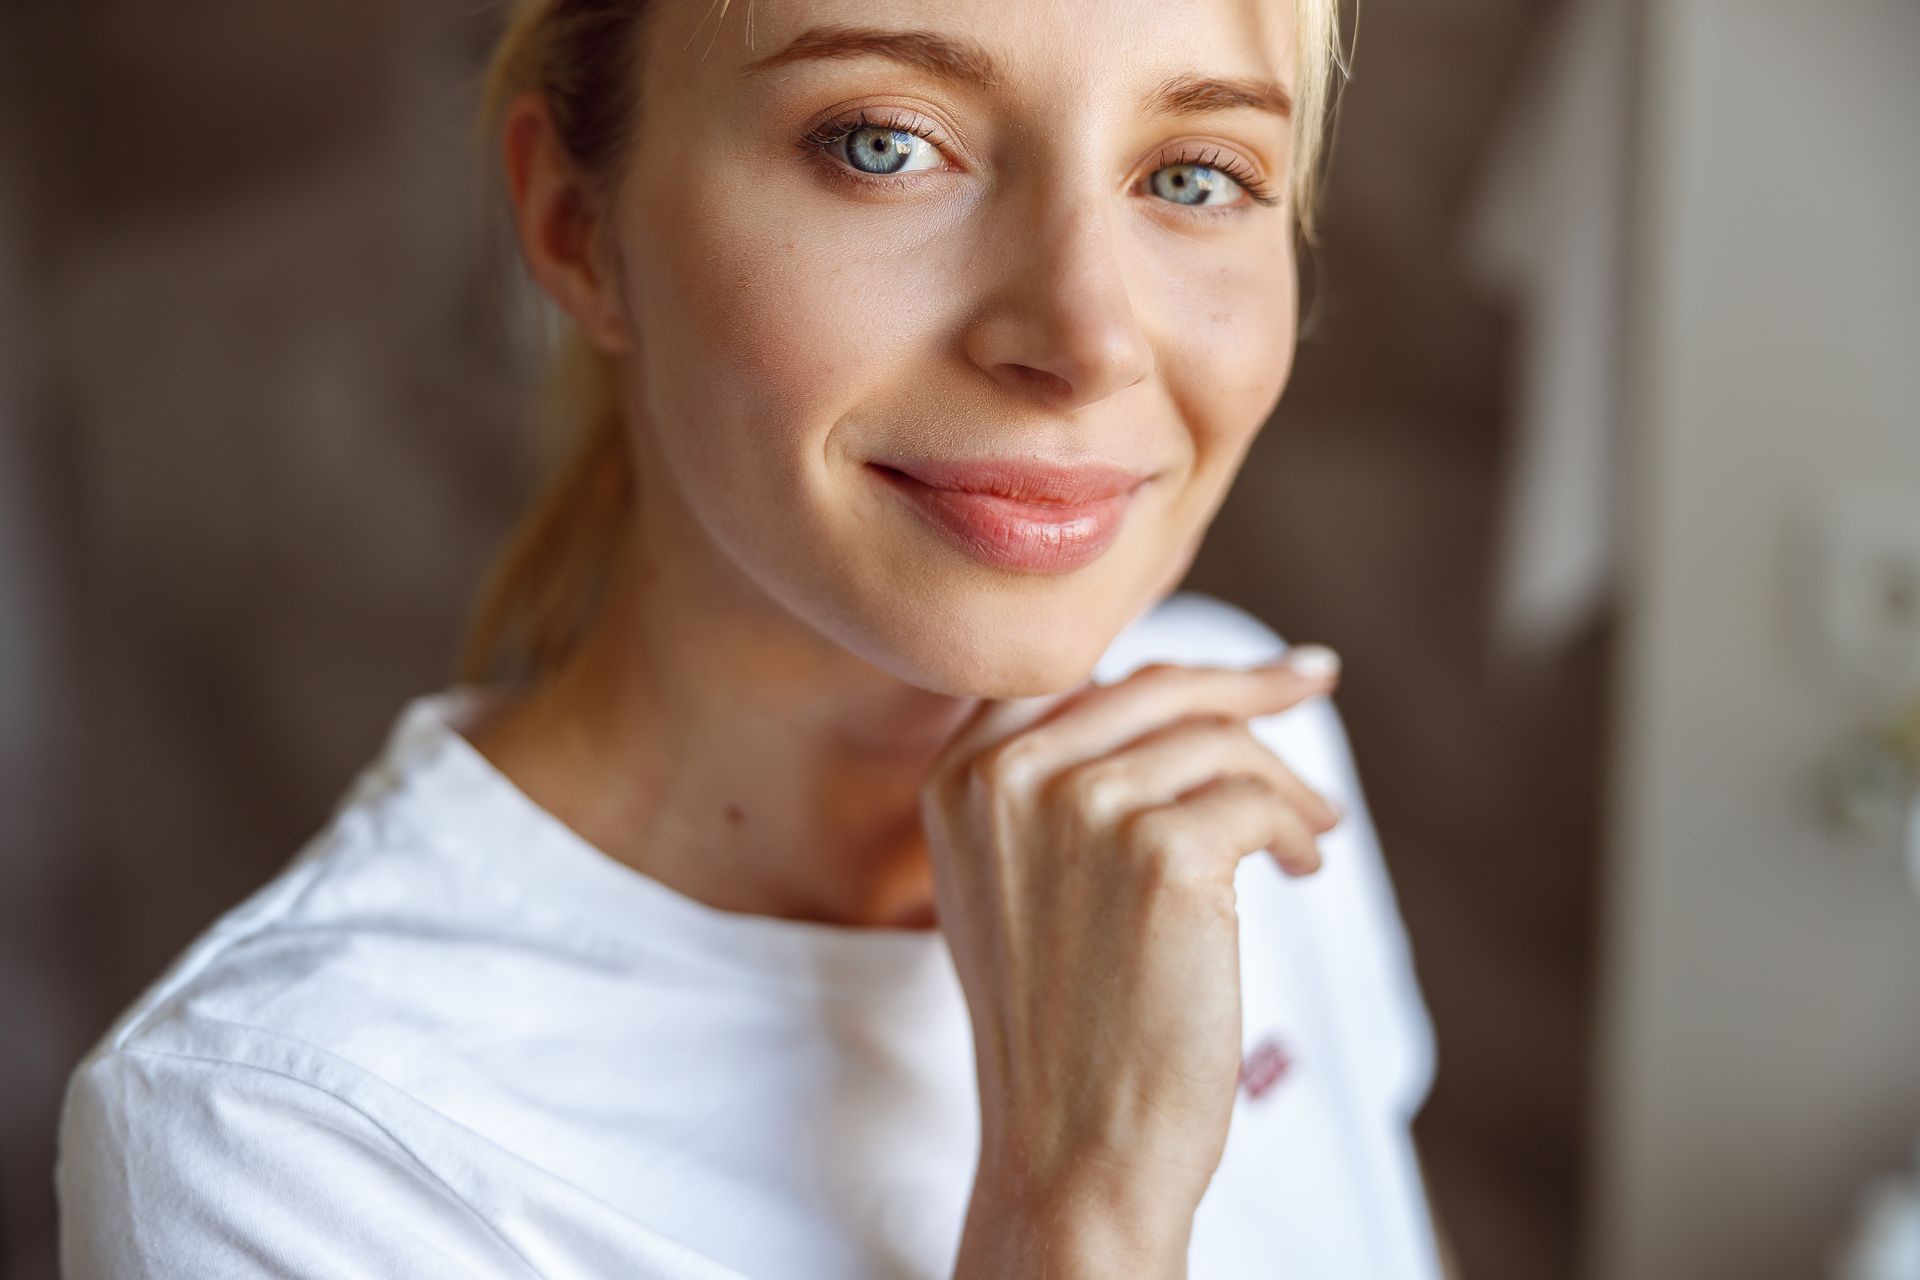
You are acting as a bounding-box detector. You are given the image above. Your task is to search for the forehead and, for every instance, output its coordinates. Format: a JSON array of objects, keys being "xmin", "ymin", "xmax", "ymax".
[{"xmin": 642, "ymin": 0, "xmax": 1298, "ymax": 106}]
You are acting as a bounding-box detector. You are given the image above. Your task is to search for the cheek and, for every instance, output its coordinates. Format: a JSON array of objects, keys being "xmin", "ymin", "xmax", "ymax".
[
  {"xmin": 621, "ymin": 174, "xmax": 950, "ymax": 489},
  {"xmin": 1159, "ymin": 243, "xmax": 1300, "ymax": 457}
]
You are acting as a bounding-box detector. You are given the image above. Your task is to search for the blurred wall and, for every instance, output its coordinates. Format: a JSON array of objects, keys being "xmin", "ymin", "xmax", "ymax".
[
  {"xmin": 1589, "ymin": 1, "xmax": 1920, "ymax": 1276},
  {"xmin": 1, "ymin": 7, "xmax": 88, "ymax": 1274}
]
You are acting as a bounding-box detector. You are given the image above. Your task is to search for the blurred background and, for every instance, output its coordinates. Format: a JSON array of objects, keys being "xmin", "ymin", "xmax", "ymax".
[{"xmin": 1, "ymin": 1, "xmax": 1915, "ymax": 1277}]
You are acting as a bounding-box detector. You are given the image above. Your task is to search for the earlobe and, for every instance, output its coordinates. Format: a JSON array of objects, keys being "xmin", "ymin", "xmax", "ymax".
[{"xmin": 500, "ymin": 90, "xmax": 634, "ymax": 356}]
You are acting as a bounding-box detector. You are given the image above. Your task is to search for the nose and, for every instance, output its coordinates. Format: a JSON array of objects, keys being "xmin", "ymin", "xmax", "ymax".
[{"xmin": 962, "ymin": 195, "xmax": 1156, "ymax": 412}]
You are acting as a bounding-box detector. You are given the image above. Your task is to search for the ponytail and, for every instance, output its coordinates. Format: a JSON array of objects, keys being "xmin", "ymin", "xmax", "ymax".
[
  {"xmin": 456, "ymin": 328, "xmax": 631, "ymax": 684},
  {"xmin": 455, "ymin": 0, "xmax": 658, "ymax": 684}
]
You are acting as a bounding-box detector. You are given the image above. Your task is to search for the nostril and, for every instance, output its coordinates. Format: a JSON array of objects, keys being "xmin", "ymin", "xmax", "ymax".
[{"xmin": 1007, "ymin": 363, "xmax": 1072, "ymax": 399}]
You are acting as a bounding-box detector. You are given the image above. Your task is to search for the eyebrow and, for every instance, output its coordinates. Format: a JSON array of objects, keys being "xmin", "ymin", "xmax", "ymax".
[
  {"xmin": 1153, "ymin": 71, "xmax": 1293, "ymax": 121},
  {"xmin": 741, "ymin": 24, "xmax": 999, "ymax": 86},
  {"xmin": 739, "ymin": 24, "xmax": 1294, "ymax": 121}
]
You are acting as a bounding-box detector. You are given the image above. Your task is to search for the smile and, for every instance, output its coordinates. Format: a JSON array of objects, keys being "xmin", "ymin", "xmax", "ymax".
[{"xmin": 866, "ymin": 460, "xmax": 1151, "ymax": 574}]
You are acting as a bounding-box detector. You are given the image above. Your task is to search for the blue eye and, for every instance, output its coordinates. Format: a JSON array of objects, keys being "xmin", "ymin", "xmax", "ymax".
[
  {"xmin": 1148, "ymin": 163, "xmax": 1245, "ymax": 207},
  {"xmin": 841, "ymin": 124, "xmax": 940, "ymax": 175},
  {"xmin": 805, "ymin": 113, "xmax": 945, "ymax": 178}
]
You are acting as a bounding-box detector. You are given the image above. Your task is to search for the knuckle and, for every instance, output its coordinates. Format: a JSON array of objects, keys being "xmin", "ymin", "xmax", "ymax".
[
  {"xmin": 968, "ymin": 735, "xmax": 1042, "ymax": 793},
  {"xmin": 1132, "ymin": 826, "xmax": 1230, "ymax": 905},
  {"xmin": 1048, "ymin": 758, "xmax": 1132, "ymax": 819},
  {"xmin": 1114, "ymin": 803, "xmax": 1169, "ymax": 856},
  {"xmin": 1116, "ymin": 803, "xmax": 1207, "ymax": 868}
]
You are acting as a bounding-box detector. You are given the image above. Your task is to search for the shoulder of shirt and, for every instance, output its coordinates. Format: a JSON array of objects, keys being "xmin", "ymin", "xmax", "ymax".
[
  {"xmin": 79, "ymin": 822, "xmax": 342, "ymax": 1056},
  {"xmin": 56, "ymin": 998, "xmax": 568, "ymax": 1279},
  {"xmin": 54, "ymin": 812, "xmax": 545, "ymax": 1238},
  {"xmin": 64, "ymin": 782, "xmax": 470, "ymax": 1105}
]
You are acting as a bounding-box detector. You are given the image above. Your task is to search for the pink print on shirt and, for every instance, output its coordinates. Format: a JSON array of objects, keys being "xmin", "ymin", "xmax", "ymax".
[{"xmin": 1238, "ymin": 1034, "xmax": 1293, "ymax": 1100}]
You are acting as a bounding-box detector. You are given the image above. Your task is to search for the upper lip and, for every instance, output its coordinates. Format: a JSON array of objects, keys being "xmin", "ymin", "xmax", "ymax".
[{"xmin": 871, "ymin": 457, "xmax": 1156, "ymax": 505}]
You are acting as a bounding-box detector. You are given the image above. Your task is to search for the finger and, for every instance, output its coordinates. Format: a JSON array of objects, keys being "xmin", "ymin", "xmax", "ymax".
[
  {"xmin": 1130, "ymin": 772, "xmax": 1325, "ymax": 880},
  {"xmin": 1180, "ymin": 773, "xmax": 1325, "ymax": 877},
  {"xmin": 1057, "ymin": 715, "xmax": 1342, "ymax": 832},
  {"xmin": 1005, "ymin": 646, "xmax": 1342, "ymax": 771}
]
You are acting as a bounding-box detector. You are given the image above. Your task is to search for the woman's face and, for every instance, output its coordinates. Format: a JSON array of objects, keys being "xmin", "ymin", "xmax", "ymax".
[{"xmin": 604, "ymin": 0, "xmax": 1301, "ymax": 697}]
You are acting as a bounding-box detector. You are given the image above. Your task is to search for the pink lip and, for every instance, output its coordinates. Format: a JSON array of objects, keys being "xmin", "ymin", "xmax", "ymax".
[
  {"xmin": 876, "ymin": 457, "xmax": 1155, "ymax": 504},
  {"xmin": 868, "ymin": 458, "xmax": 1153, "ymax": 574}
]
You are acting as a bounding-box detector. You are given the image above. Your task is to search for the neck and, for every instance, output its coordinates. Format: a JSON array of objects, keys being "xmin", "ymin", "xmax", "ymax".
[{"xmin": 464, "ymin": 500, "xmax": 979, "ymax": 933}]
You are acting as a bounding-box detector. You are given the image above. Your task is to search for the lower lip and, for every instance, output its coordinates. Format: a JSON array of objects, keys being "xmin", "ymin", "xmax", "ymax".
[{"xmin": 869, "ymin": 465, "xmax": 1143, "ymax": 574}]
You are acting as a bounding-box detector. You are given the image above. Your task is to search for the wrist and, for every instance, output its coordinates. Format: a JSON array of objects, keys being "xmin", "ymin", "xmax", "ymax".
[{"xmin": 956, "ymin": 1152, "xmax": 1194, "ymax": 1279}]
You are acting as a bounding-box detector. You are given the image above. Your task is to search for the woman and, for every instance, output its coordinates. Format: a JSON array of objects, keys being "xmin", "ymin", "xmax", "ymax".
[{"xmin": 57, "ymin": 0, "xmax": 1447, "ymax": 1275}]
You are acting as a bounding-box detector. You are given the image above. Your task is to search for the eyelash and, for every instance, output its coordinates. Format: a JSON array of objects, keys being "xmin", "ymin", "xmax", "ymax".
[
  {"xmin": 797, "ymin": 108, "xmax": 1282, "ymax": 212},
  {"xmin": 1151, "ymin": 144, "xmax": 1282, "ymax": 209}
]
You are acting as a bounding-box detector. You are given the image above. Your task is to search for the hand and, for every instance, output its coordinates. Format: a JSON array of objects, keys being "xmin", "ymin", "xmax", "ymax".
[{"xmin": 926, "ymin": 649, "xmax": 1344, "ymax": 1274}]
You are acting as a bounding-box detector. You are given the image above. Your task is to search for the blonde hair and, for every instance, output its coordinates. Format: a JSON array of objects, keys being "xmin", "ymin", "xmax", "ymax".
[{"xmin": 457, "ymin": 0, "xmax": 1353, "ymax": 686}]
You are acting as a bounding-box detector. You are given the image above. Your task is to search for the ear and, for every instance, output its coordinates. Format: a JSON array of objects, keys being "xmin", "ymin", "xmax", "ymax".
[{"xmin": 500, "ymin": 89, "xmax": 635, "ymax": 355}]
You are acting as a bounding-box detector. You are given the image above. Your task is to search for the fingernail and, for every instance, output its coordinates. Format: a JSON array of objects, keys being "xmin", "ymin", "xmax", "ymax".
[{"xmin": 1283, "ymin": 644, "xmax": 1342, "ymax": 681}]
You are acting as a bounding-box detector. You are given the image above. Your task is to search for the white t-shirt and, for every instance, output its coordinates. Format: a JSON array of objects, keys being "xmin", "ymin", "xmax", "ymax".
[{"xmin": 57, "ymin": 590, "xmax": 1442, "ymax": 1279}]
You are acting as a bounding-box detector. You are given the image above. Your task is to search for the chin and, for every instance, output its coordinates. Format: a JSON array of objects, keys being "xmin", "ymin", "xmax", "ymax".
[
  {"xmin": 934, "ymin": 648, "xmax": 1100, "ymax": 701},
  {"xmin": 832, "ymin": 577, "xmax": 1144, "ymax": 699}
]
